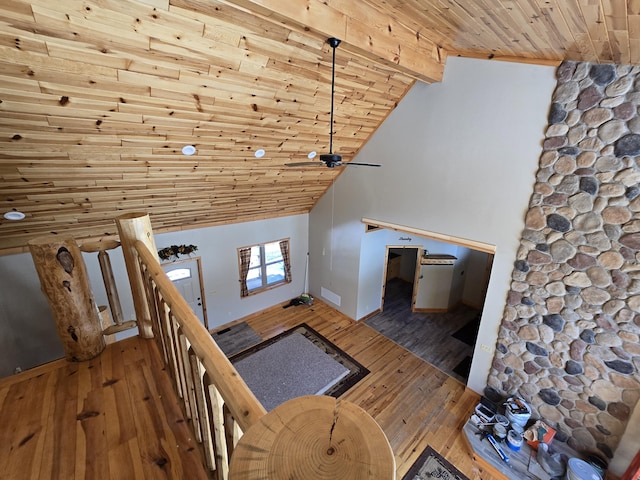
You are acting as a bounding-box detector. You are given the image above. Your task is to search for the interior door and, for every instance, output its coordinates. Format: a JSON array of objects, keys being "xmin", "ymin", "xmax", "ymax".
[{"xmin": 162, "ymin": 258, "xmax": 208, "ymax": 329}]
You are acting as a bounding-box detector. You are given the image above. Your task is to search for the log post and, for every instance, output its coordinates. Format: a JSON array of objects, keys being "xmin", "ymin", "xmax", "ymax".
[
  {"xmin": 28, "ymin": 235, "xmax": 105, "ymax": 361},
  {"xmin": 115, "ymin": 212, "xmax": 159, "ymax": 339}
]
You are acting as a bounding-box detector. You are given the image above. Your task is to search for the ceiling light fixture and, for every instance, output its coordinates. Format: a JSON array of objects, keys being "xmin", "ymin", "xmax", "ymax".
[
  {"xmin": 4, "ymin": 211, "xmax": 25, "ymax": 221},
  {"xmin": 255, "ymin": 149, "xmax": 265, "ymax": 158},
  {"xmin": 308, "ymin": 151, "xmax": 317, "ymax": 159},
  {"xmin": 182, "ymin": 145, "xmax": 196, "ymax": 156}
]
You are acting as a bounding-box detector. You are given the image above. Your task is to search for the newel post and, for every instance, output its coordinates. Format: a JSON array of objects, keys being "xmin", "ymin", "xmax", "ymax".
[
  {"xmin": 115, "ymin": 212, "xmax": 159, "ymax": 339},
  {"xmin": 28, "ymin": 235, "xmax": 105, "ymax": 361}
]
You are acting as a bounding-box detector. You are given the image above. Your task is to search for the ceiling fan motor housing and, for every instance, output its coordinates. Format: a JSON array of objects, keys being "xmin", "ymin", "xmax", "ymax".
[{"xmin": 319, "ymin": 153, "xmax": 342, "ymax": 167}]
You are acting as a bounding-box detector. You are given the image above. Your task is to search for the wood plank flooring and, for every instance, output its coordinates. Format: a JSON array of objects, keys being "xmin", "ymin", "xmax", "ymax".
[
  {"xmin": 365, "ymin": 278, "xmax": 480, "ymax": 383},
  {"xmin": 0, "ymin": 298, "xmax": 501, "ymax": 480},
  {"xmin": 0, "ymin": 336, "xmax": 209, "ymax": 480},
  {"xmin": 239, "ymin": 298, "xmax": 500, "ymax": 480}
]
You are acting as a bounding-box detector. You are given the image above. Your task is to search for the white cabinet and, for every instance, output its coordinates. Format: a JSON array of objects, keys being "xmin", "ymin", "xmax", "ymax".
[{"xmin": 414, "ymin": 255, "xmax": 456, "ymax": 312}]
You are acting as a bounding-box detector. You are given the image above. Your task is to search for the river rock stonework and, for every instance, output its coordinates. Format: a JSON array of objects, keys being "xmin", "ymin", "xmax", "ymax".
[{"xmin": 487, "ymin": 61, "xmax": 640, "ymax": 461}]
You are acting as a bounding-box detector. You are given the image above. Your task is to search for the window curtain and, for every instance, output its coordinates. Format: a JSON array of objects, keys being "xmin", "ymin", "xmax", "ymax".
[
  {"xmin": 239, "ymin": 247, "xmax": 251, "ymax": 297},
  {"xmin": 279, "ymin": 240, "xmax": 292, "ymax": 283}
]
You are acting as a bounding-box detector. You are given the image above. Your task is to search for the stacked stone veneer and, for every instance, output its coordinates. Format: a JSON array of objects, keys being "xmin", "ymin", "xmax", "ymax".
[{"xmin": 487, "ymin": 61, "xmax": 640, "ymax": 460}]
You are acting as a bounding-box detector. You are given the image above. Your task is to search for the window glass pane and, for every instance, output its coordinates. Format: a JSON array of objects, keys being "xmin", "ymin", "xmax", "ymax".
[
  {"xmin": 166, "ymin": 268, "xmax": 191, "ymax": 281},
  {"xmin": 247, "ymin": 266, "xmax": 262, "ymax": 291},
  {"xmin": 266, "ymin": 261, "xmax": 285, "ymax": 285},
  {"xmin": 264, "ymin": 241, "xmax": 283, "ymax": 262},
  {"xmin": 249, "ymin": 245, "xmax": 261, "ymax": 268}
]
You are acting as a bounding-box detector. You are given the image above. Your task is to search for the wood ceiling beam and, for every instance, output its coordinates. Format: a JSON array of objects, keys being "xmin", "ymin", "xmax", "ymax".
[{"xmin": 216, "ymin": 0, "xmax": 446, "ymax": 83}]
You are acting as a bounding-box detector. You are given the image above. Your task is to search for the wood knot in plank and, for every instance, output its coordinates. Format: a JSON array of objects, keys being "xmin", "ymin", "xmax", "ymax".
[
  {"xmin": 56, "ymin": 247, "xmax": 74, "ymax": 274},
  {"xmin": 19, "ymin": 433, "xmax": 35, "ymax": 447},
  {"xmin": 76, "ymin": 410, "xmax": 99, "ymax": 421}
]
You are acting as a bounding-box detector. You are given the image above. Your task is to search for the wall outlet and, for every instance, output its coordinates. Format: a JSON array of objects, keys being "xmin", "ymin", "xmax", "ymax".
[{"xmin": 480, "ymin": 344, "xmax": 492, "ymax": 353}]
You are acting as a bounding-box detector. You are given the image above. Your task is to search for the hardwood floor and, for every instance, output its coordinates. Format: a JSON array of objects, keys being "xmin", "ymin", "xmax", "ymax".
[
  {"xmin": 240, "ymin": 298, "xmax": 500, "ymax": 479},
  {"xmin": 0, "ymin": 298, "xmax": 501, "ymax": 480},
  {"xmin": 365, "ymin": 278, "xmax": 481, "ymax": 383},
  {"xmin": 0, "ymin": 336, "xmax": 209, "ymax": 480}
]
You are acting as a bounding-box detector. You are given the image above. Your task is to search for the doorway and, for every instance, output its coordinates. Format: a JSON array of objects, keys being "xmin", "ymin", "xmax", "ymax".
[
  {"xmin": 371, "ymin": 238, "xmax": 494, "ymax": 383},
  {"xmin": 162, "ymin": 257, "xmax": 209, "ymax": 330},
  {"xmin": 382, "ymin": 246, "xmax": 419, "ymax": 311}
]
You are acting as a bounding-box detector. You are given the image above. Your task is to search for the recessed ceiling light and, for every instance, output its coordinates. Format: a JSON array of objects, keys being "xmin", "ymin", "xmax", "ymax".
[
  {"xmin": 255, "ymin": 149, "xmax": 265, "ymax": 158},
  {"xmin": 182, "ymin": 145, "xmax": 196, "ymax": 156},
  {"xmin": 308, "ymin": 151, "xmax": 317, "ymax": 159},
  {"xmin": 4, "ymin": 211, "xmax": 25, "ymax": 221}
]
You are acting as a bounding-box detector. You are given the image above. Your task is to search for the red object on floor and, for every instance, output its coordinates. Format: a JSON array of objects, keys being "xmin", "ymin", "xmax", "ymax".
[{"xmin": 621, "ymin": 449, "xmax": 640, "ymax": 480}]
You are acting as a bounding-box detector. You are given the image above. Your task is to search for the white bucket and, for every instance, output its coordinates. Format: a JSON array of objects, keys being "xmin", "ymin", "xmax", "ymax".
[
  {"xmin": 505, "ymin": 396, "xmax": 531, "ymax": 428},
  {"xmin": 566, "ymin": 458, "xmax": 602, "ymax": 480}
]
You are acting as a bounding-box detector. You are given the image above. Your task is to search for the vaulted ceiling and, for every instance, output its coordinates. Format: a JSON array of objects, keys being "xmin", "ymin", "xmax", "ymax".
[{"xmin": 0, "ymin": 0, "xmax": 636, "ymax": 253}]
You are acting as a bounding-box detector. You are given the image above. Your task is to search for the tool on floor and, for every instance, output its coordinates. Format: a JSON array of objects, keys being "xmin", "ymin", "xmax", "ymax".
[{"xmin": 487, "ymin": 433, "xmax": 510, "ymax": 464}]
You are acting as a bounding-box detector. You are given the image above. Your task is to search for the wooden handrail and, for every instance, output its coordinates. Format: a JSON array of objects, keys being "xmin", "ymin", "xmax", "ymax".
[
  {"xmin": 134, "ymin": 240, "xmax": 266, "ymax": 431},
  {"xmin": 114, "ymin": 212, "xmax": 265, "ymax": 477}
]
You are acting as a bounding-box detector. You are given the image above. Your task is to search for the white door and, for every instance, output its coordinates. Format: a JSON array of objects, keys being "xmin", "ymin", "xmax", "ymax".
[{"xmin": 162, "ymin": 258, "xmax": 207, "ymax": 329}]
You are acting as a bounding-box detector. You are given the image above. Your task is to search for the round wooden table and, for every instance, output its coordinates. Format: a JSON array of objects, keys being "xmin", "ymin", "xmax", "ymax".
[{"xmin": 229, "ymin": 395, "xmax": 396, "ymax": 480}]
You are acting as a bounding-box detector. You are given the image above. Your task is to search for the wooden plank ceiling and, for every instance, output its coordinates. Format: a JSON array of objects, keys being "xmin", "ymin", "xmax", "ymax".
[{"xmin": 0, "ymin": 0, "xmax": 635, "ymax": 253}]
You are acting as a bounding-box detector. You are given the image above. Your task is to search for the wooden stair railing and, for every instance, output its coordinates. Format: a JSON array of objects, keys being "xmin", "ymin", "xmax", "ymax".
[{"xmin": 115, "ymin": 213, "xmax": 266, "ymax": 480}]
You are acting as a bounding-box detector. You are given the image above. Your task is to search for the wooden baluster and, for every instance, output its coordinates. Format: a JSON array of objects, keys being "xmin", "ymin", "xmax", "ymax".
[
  {"xmin": 192, "ymin": 357, "xmax": 216, "ymax": 472},
  {"xmin": 115, "ymin": 212, "xmax": 159, "ymax": 338},
  {"xmin": 178, "ymin": 332, "xmax": 196, "ymax": 422},
  {"xmin": 207, "ymin": 378, "xmax": 230, "ymax": 480},
  {"xmin": 80, "ymin": 239, "xmax": 137, "ymax": 341}
]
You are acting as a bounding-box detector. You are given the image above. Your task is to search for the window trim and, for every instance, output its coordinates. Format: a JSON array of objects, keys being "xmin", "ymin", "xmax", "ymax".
[{"xmin": 238, "ymin": 238, "xmax": 291, "ymax": 297}]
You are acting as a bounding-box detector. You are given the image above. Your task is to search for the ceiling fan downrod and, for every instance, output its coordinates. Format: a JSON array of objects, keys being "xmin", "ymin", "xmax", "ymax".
[{"xmin": 320, "ymin": 37, "xmax": 342, "ymax": 166}]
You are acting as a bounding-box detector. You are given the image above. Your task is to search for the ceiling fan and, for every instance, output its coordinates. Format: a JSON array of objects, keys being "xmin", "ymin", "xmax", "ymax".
[{"xmin": 285, "ymin": 38, "xmax": 381, "ymax": 169}]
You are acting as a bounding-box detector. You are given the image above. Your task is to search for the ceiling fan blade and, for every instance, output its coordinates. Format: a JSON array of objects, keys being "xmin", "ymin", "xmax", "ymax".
[
  {"xmin": 343, "ymin": 162, "xmax": 382, "ymax": 167},
  {"xmin": 284, "ymin": 162, "xmax": 326, "ymax": 167}
]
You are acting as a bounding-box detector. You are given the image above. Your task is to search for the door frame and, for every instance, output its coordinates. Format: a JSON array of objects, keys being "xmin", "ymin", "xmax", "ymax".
[
  {"xmin": 381, "ymin": 246, "xmax": 423, "ymax": 312},
  {"xmin": 162, "ymin": 256, "xmax": 209, "ymax": 330}
]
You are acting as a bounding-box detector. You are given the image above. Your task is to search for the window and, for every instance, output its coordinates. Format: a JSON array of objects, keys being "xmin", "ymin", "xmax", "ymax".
[
  {"xmin": 166, "ymin": 268, "xmax": 192, "ymax": 282},
  {"xmin": 238, "ymin": 239, "xmax": 291, "ymax": 297}
]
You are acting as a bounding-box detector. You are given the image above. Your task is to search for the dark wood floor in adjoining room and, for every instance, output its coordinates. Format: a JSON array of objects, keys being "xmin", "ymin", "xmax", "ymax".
[
  {"xmin": 0, "ymin": 299, "xmax": 500, "ymax": 480},
  {"xmin": 366, "ymin": 278, "xmax": 480, "ymax": 383}
]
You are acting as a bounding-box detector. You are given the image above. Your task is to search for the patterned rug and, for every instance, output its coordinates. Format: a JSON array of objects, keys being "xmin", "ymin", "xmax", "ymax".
[
  {"xmin": 229, "ymin": 324, "xmax": 369, "ymax": 411},
  {"xmin": 403, "ymin": 445, "xmax": 469, "ymax": 480}
]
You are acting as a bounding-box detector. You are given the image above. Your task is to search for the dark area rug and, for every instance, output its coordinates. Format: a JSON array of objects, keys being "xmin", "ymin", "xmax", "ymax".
[
  {"xmin": 451, "ymin": 315, "xmax": 480, "ymax": 346},
  {"xmin": 403, "ymin": 445, "xmax": 469, "ymax": 480},
  {"xmin": 452, "ymin": 356, "xmax": 472, "ymax": 379},
  {"xmin": 212, "ymin": 322, "xmax": 262, "ymax": 357},
  {"xmin": 229, "ymin": 324, "xmax": 369, "ymax": 411}
]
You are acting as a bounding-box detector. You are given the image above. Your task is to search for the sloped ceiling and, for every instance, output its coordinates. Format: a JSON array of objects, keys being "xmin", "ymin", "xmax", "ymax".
[{"xmin": 0, "ymin": 0, "xmax": 635, "ymax": 253}]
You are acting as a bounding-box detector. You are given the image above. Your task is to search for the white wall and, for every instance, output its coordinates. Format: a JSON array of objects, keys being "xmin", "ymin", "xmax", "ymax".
[
  {"xmin": 155, "ymin": 214, "xmax": 308, "ymax": 327},
  {"xmin": 0, "ymin": 254, "xmax": 65, "ymax": 377},
  {"xmin": 0, "ymin": 214, "xmax": 308, "ymax": 378},
  {"xmin": 308, "ymin": 56, "xmax": 557, "ymax": 394}
]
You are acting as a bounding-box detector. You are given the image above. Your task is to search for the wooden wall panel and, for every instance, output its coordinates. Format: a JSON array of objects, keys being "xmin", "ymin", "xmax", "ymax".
[{"xmin": 1, "ymin": 0, "xmax": 639, "ymax": 253}]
